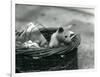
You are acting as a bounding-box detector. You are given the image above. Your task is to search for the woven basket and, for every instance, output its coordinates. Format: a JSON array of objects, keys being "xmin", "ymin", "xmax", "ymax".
[{"xmin": 16, "ymin": 28, "xmax": 81, "ymax": 73}]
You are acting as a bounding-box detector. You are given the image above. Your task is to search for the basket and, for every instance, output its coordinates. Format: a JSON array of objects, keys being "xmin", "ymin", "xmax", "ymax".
[{"xmin": 16, "ymin": 28, "xmax": 81, "ymax": 73}]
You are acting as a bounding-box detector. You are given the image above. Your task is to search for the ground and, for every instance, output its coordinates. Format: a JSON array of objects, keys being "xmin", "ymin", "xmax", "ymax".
[{"xmin": 15, "ymin": 4, "xmax": 94, "ymax": 69}]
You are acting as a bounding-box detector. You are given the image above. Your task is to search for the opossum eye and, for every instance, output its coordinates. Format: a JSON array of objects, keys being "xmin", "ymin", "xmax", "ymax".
[
  {"xmin": 70, "ymin": 34, "xmax": 74, "ymax": 37},
  {"xmin": 65, "ymin": 36, "xmax": 68, "ymax": 38}
]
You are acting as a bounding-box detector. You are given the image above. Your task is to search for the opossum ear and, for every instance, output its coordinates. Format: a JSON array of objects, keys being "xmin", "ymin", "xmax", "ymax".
[
  {"xmin": 66, "ymin": 25, "xmax": 72, "ymax": 29},
  {"xmin": 58, "ymin": 27, "xmax": 64, "ymax": 33}
]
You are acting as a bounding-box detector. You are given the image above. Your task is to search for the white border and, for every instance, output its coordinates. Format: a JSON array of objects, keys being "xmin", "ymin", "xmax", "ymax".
[
  {"xmin": 14, "ymin": 0, "xmax": 95, "ymax": 8},
  {"xmin": 11, "ymin": 0, "xmax": 15, "ymax": 76},
  {"xmin": 11, "ymin": 0, "xmax": 97, "ymax": 77}
]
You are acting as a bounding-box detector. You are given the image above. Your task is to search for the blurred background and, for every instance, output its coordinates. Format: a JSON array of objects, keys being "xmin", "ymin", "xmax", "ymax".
[{"xmin": 15, "ymin": 4, "xmax": 94, "ymax": 69}]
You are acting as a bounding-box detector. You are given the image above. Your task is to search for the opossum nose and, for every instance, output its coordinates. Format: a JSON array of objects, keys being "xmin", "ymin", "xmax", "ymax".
[{"xmin": 65, "ymin": 36, "xmax": 68, "ymax": 38}]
